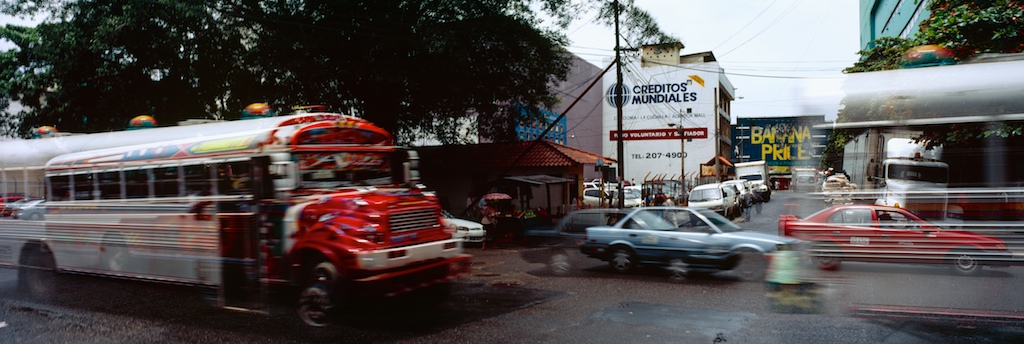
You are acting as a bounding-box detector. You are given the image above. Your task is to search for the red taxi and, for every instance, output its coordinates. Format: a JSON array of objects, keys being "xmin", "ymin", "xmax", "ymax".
[{"xmin": 779, "ymin": 204, "xmax": 1014, "ymax": 275}]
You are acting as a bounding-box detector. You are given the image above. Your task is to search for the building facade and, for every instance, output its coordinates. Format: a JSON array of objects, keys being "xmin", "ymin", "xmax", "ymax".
[
  {"xmin": 601, "ymin": 43, "xmax": 736, "ymax": 186},
  {"xmin": 515, "ymin": 107, "xmax": 567, "ymax": 144},
  {"xmin": 551, "ymin": 54, "xmax": 608, "ymax": 181},
  {"xmin": 859, "ymin": 0, "xmax": 932, "ymax": 50}
]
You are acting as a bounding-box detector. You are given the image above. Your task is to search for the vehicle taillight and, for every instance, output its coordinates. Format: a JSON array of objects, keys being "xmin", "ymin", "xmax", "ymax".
[{"xmin": 777, "ymin": 215, "xmax": 798, "ymax": 236}]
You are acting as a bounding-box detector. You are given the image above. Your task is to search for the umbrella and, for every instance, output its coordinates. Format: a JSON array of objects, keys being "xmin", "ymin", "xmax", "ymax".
[{"xmin": 482, "ymin": 193, "xmax": 512, "ymax": 201}]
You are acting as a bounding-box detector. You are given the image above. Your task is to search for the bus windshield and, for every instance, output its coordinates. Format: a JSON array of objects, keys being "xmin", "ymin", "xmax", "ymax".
[
  {"xmin": 887, "ymin": 164, "xmax": 948, "ymax": 183},
  {"xmin": 296, "ymin": 151, "xmax": 394, "ymax": 188}
]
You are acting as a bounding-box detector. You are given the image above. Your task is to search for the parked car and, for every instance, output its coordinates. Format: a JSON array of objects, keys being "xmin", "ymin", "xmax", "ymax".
[
  {"xmin": 14, "ymin": 199, "xmax": 46, "ymax": 220},
  {"xmin": 0, "ymin": 194, "xmax": 25, "ymax": 216},
  {"xmin": 609, "ymin": 187, "xmax": 644, "ymax": 208},
  {"xmin": 686, "ymin": 183, "xmax": 740, "ymax": 219},
  {"xmin": 1, "ymin": 198, "xmax": 28, "ymax": 217},
  {"xmin": 521, "ymin": 208, "xmax": 632, "ymax": 275},
  {"xmin": 581, "ymin": 207, "xmax": 799, "ymax": 280},
  {"xmin": 441, "ymin": 210, "xmax": 486, "ymax": 244},
  {"xmin": 778, "ymin": 204, "xmax": 1014, "ymax": 275},
  {"xmin": 581, "ymin": 188, "xmax": 611, "ymax": 208},
  {"xmin": 722, "ymin": 179, "xmax": 754, "ymax": 209}
]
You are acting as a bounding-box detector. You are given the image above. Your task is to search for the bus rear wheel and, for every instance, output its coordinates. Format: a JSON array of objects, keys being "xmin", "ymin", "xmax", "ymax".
[
  {"xmin": 18, "ymin": 243, "xmax": 56, "ymax": 299},
  {"xmin": 101, "ymin": 234, "xmax": 130, "ymax": 271}
]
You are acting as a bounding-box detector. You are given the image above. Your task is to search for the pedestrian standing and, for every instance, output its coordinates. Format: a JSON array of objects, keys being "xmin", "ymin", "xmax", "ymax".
[
  {"xmin": 481, "ymin": 202, "xmax": 497, "ymax": 249},
  {"xmin": 742, "ymin": 192, "xmax": 753, "ymax": 220},
  {"xmin": 753, "ymin": 191, "xmax": 763, "ymax": 215}
]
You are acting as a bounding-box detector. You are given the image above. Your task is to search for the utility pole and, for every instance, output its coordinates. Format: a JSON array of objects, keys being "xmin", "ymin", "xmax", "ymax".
[
  {"xmin": 714, "ymin": 87, "xmax": 721, "ymax": 183},
  {"xmin": 614, "ymin": 0, "xmax": 625, "ymax": 208},
  {"xmin": 669, "ymin": 116, "xmax": 685, "ymax": 191}
]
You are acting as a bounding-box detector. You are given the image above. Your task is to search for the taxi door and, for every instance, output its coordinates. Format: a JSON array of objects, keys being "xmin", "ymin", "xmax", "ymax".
[{"xmin": 824, "ymin": 207, "xmax": 879, "ymax": 262}]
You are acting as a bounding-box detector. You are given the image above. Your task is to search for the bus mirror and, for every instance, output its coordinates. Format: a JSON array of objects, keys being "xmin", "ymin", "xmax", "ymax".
[
  {"xmin": 271, "ymin": 161, "xmax": 297, "ymax": 191},
  {"xmin": 393, "ymin": 149, "xmax": 421, "ymax": 187},
  {"xmin": 403, "ymin": 162, "xmax": 421, "ymax": 187},
  {"xmin": 251, "ymin": 156, "xmax": 275, "ymax": 200}
]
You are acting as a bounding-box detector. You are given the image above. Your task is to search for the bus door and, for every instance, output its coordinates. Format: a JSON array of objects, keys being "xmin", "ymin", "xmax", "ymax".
[{"xmin": 217, "ymin": 157, "xmax": 272, "ymax": 314}]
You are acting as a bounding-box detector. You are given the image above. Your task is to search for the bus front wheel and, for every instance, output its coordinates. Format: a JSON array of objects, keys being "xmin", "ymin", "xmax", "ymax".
[{"xmin": 298, "ymin": 260, "xmax": 340, "ymax": 327}]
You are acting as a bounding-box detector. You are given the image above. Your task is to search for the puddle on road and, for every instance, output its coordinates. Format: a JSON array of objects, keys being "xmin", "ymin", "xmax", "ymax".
[{"xmin": 589, "ymin": 301, "xmax": 755, "ymax": 339}]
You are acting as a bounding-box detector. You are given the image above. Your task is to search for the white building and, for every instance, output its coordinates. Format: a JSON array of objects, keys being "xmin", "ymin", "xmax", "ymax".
[{"xmin": 601, "ymin": 43, "xmax": 736, "ymax": 185}]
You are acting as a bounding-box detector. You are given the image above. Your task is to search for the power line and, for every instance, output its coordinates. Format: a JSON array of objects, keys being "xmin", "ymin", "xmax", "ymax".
[
  {"xmin": 718, "ymin": 0, "xmax": 807, "ymax": 58},
  {"xmin": 710, "ymin": 0, "xmax": 781, "ymax": 51}
]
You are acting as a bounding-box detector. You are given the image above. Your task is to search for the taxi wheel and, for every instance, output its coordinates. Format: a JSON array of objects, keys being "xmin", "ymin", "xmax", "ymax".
[
  {"xmin": 810, "ymin": 241, "xmax": 841, "ymax": 271},
  {"xmin": 608, "ymin": 247, "xmax": 636, "ymax": 272},
  {"xmin": 949, "ymin": 248, "xmax": 982, "ymax": 276}
]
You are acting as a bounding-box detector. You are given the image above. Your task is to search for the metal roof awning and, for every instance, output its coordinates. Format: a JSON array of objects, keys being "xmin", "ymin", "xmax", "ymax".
[
  {"xmin": 704, "ymin": 156, "xmax": 734, "ymax": 167},
  {"xmin": 832, "ymin": 57, "xmax": 1024, "ymax": 130},
  {"xmin": 504, "ymin": 175, "xmax": 575, "ymax": 186}
]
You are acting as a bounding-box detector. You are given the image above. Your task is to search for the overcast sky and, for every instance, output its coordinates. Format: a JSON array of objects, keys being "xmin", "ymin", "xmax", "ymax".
[
  {"xmin": 3, "ymin": 1, "xmax": 859, "ymax": 122},
  {"xmin": 562, "ymin": 0, "xmax": 860, "ymax": 123}
]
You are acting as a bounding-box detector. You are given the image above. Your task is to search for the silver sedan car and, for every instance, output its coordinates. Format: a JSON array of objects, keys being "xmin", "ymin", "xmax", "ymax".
[{"xmin": 580, "ymin": 206, "xmax": 799, "ymax": 280}]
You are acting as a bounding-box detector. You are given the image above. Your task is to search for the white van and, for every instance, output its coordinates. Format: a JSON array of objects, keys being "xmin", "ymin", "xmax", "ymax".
[{"xmin": 686, "ymin": 183, "xmax": 739, "ymax": 219}]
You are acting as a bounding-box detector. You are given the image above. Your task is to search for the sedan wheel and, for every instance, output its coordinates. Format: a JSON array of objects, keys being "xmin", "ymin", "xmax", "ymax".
[
  {"xmin": 667, "ymin": 258, "xmax": 688, "ymax": 281},
  {"xmin": 608, "ymin": 247, "xmax": 636, "ymax": 272},
  {"xmin": 548, "ymin": 252, "xmax": 572, "ymax": 276},
  {"xmin": 732, "ymin": 248, "xmax": 767, "ymax": 281}
]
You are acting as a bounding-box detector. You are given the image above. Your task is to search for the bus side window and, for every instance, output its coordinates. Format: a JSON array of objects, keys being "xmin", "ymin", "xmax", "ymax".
[
  {"xmin": 154, "ymin": 166, "xmax": 180, "ymax": 198},
  {"xmin": 124, "ymin": 169, "xmax": 149, "ymax": 199},
  {"xmin": 72, "ymin": 173, "xmax": 93, "ymax": 200},
  {"xmin": 50, "ymin": 175, "xmax": 71, "ymax": 201},
  {"xmin": 99, "ymin": 171, "xmax": 123, "ymax": 200},
  {"xmin": 223, "ymin": 161, "xmax": 251, "ymax": 195},
  {"xmin": 184, "ymin": 164, "xmax": 213, "ymax": 196}
]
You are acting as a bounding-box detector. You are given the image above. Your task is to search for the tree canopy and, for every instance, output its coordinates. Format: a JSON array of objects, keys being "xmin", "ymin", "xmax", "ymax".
[{"xmin": 0, "ymin": 0, "xmax": 676, "ymax": 144}]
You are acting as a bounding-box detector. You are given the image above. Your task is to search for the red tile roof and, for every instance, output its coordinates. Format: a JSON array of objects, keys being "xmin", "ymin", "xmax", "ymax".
[
  {"xmin": 417, "ymin": 141, "xmax": 615, "ymax": 168},
  {"xmin": 480, "ymin": 141, "xmax": 615, "ymax": 167}
]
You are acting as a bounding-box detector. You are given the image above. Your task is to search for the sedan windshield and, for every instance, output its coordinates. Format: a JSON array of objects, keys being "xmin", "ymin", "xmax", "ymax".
[
  {"xmin": 625, "ymin": 208, "xmax": 742, "ymax": 233},
  {"xmin": 693, "ymin": 208, "xmax": 743, "ymax": 232}
]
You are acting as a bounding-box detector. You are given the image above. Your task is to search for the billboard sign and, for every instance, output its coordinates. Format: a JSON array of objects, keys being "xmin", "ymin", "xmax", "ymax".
[{"xmin": 735, "ymin": 117, "xmax": 830, "ymax": 172}]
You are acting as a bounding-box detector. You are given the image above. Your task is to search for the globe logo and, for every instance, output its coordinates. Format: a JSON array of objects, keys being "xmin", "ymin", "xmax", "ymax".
[{"xmin": 605, "ymin": 84, "xmax": 630, "ymax": 108}]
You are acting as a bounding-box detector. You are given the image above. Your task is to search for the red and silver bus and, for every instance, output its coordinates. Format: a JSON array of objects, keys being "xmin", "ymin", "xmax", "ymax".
[{"xmin": 0, "ymin": 109, "xmax": 470, "ymax": 326}]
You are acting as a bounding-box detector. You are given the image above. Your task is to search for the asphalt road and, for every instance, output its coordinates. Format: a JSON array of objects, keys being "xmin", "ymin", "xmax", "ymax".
[{"xmin": 2, "ymin": 191, "xmax": 1024, "ymax": 343}]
